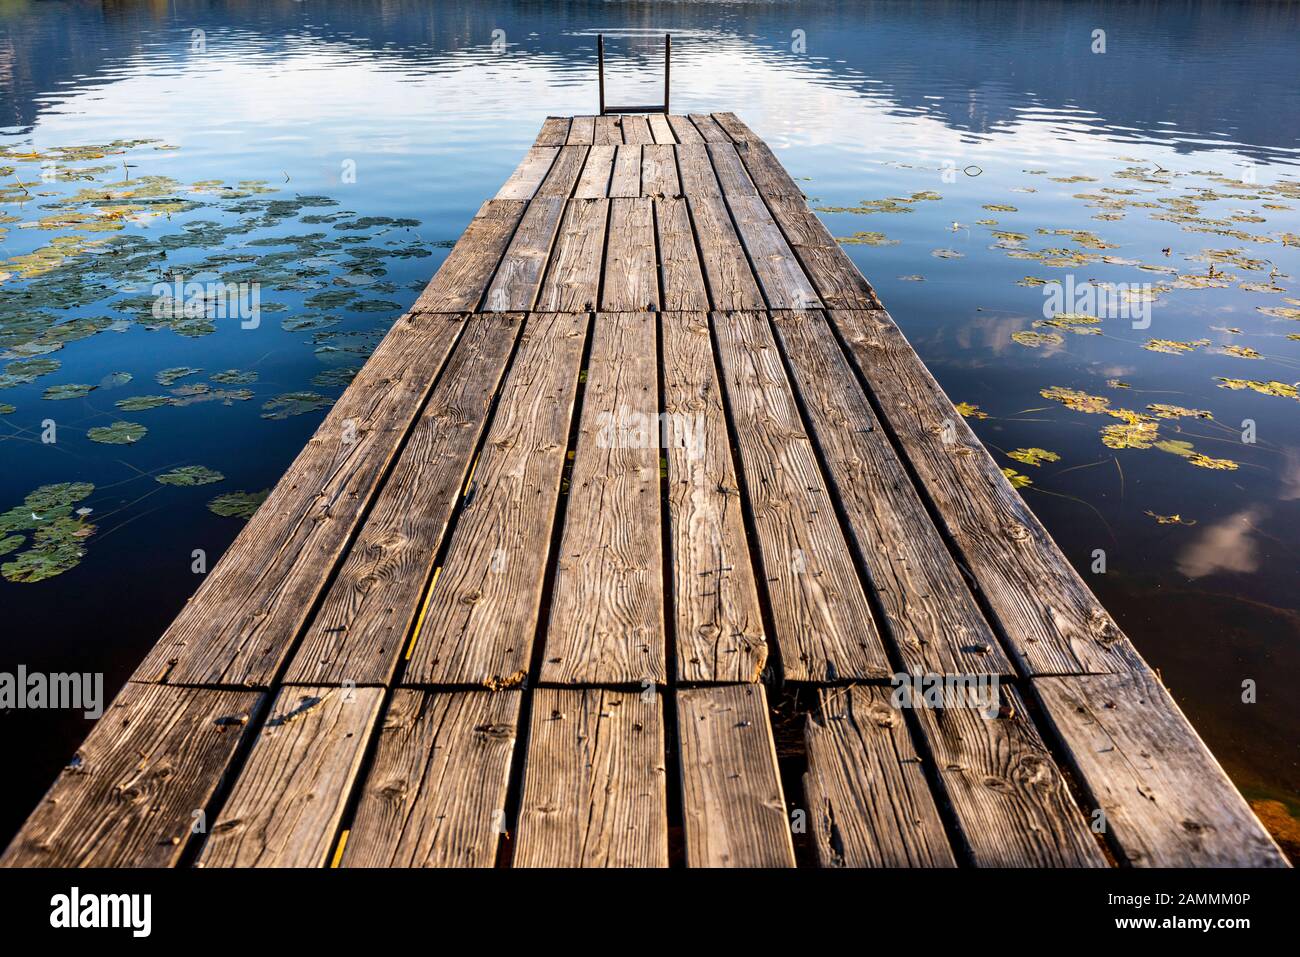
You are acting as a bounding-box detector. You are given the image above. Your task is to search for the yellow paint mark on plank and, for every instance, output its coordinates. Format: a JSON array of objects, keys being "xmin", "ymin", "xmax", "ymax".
[{"xmin": 405, "ymin": 565, "xmax": 443, "ymax": 660}]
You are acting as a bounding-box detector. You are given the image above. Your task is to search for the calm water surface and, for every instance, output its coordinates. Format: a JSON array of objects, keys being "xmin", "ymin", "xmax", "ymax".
[{"xmin": 2, "ymin": 0, "xmax": 1298, "ymax": 850}]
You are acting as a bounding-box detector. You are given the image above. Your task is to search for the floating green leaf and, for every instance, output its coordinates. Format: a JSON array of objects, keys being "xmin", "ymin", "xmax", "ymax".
[
  {"xmin": 207, "ymin": 489, "xmax": 269, "ymax": 519},
  {"xmin": 87, "ymin": 420, "xmax": 147, "ymax": 444},
  {"xmin": 261, "ymin": 391, "xmax": 331, "ymax": 419},
  {"xmin": 156, "ymin": 465, "xmax": 225, "ymax": 487}
]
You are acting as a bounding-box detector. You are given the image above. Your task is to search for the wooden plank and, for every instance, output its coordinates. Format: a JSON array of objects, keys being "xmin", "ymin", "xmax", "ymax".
[
  {"xmin": 712, "ymin": 111, "xmax": 760, "ymax": 143},
  {"xmin": 574, "ymin": 144, "xmax": 615, "ymax": 199},
  {"xmin": 567, "ymin": 115, "xmax": 596, "ymax": 145},
  {"xmin": 620, "ymin": 114, "xmax": 653, "ymax": 144},
  {"xmin": 541, "ymin": 312, "xmax": 665, "ymax": 685},
  {"xmin": 648, "ymin": 113, "xmax": 676, "ymax": 144},
  {"xmin": 535, "ymin": 199, "xmax": 608, "ymax": 313},
  {"xmin": 828, "ymin": 308, "xmax": 1144, "ymax": 676},
  {"xmin": 483, "ymin": 197, "xmax": 567, "ymax": 312},
  {"xmin": 689, "ymin": 113, "xmax": 732, "ymax": 143},
  {"xmin": 594, "ymin": 114, "xmax": 623, "ymax": 144},
  {"xmin": 804, "ymin": 685, "xmax": 957, "ymax": 868},
  {"xmin": 601, "ymin": 198, "xmax": 660, "ymax": 313},
  {"xmin": 641, "ymin": 143, "xmax": 680, "ymax": 197},
  {"xmin": 676, "ymin": 145, "xmax": 764, "ymax": 310},
  {"xmin": 342, "ymin": 690, "xmax": 520, "ymax": 868},
  {"xmin": 725, "ymin": 193, "xmax": 821, "ymax": 309},
  {"xmin": 196, "ymin": 686, "xmax": 384, "ymax": 868},
  {"xmin": 285, "ymin": 314, "xmax": 522, "ymax": 686},
  {"xmin": 662, "ymin": 312, "xmax": 766, "ymax": 682},
  {"xmin": 514, "ymin": 688, "xmax": 668, "ymax": 868},
  {"xmin": 134, "ymin": 312, "xmax": 467, "ymax": 687},
  {"xmin": 1, "ymin": 685, "xmax": 262, "ymax": 867},
  {"xmin": 668, "ymin": 113, "xmax": 704, "ymax": 143},
  {"xmin": 770, "ymin": 310, "xmax": 1011, "ymax": 677},
  {"xmin": 609, "ymin": 144, "xmax": 642, "ymax": 198},
  {"xmin": 535, "ymin": 144, "xmax": 589, "ymax": 199},
  {"xmin": 1035, "ymin": 673, "xmax": 1288, "ymax": 867},
  {"xmin": 712, "ymin": 311, "xmax": 891, "ymax": 682},
  {"xmin": 413, "ymin": 199, "xmax": 527, "ymax": 312},
  {"xmin": 911, "ymin": 683, "xmax": 1108, "ymax": 867},
  {"xmin": 734, "ymin": 139, "xmax": 807, "ymax": 199},
  {"xmin": 654, "ymin": 197, "xmax": 709, "ymax": 313},
  {"xmin": 677, "ymin": 685, "xmax": 794, "ymax": 867},
  {"xmin": 534, "ymin": 116, "xmax": 570, "ymax": 146},
  {"xmin": 403, "ymin": 312, "xmax": 586, "ymax": 688},
  {"xmin": 706, "ymin": 142, "xmax": 759, "ymax": 197},
  {"xmin": 495, "ymin": 146, "xmax": 558, "ymax": 200}
]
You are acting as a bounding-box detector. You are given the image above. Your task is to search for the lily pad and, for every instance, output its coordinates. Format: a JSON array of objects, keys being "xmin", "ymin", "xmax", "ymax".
[
  {"xmin": 156, "ymin": 465, "xmax": 225, "ymax": 487},
  {"xmin": 87, "ymin": 420, "xmax": 147, "ymax": 444},
  {"xmin": 261, "ymin": 391, "xmax": 331, "ymax": 420},
  {"xmin": 208, "ymin": 489, "xmax": 269, "ymax": 519},
  {"xmin": 42, "ymin": 383, "xmax": 96, "ymax": 401},
  {"xmin": 156, "ymin": 366, "xmax": 203, "ymax": 386},
  {"xmin": 1007, "ymin": 448, "xmax": 1060, "ymax": 467}
]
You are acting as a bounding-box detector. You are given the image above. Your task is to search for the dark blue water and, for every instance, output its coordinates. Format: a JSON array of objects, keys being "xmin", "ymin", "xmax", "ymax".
[{"xmin": 2, "ymin": 0, "xmax": 1298, "ymax": 852}]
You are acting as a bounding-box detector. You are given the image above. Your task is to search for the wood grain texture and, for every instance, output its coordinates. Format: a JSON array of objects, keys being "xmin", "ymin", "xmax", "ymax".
[
  {"xmin": 536, "ymin": 144, "xmax": 590, "ymax": 199},
  {"xmin": 1035, "ymin": 673, "xmax": 1288, "ymax": 867},
  {"xmin": 713, "ymin": 311, "xmax": 890, "ymax": 682},
  {"xmin": 594, "ymin": 114, "xmax": 623, "ymax": 145},
  {"xmin": 648, "ymin": 113, "xmax": 676, "ymax": 144},
  {"xmin": 483, "ymin": 197, "xmax": 566, "ymax": 311},
  {"xmin": 723, "ymin": 193, "xmax": 821, "ymax": 309},
  {"xmin": 1, "ymin": 685, "xmax": 262, "ymax": 868},
  {"xmin": 655, "ymin": 197, "xmax": 709, "ymax": 312},
  {"xmin": 403, "ymin": 312, "xmax": 586, "ymax": 687},
  {"xmin": 677, "ymin": 145, "xmax": 764, "ymax": 310},
  {"xmin": 574, "ymin": 144, "xmax": 615, "ymax": 199},
  {"xmin": 601, "ymin": 197, "xmax": 660, "ymax": 312},
  {"xmin": 668, "ymin": 113, "xmax": 704, "ymax": 143},
  {"xmin": 711, "ymin": 111, "xmax": 760, "ymax": 143},
  {"xmin": 641, "ymin": 144, "xmax": 680, "ymax": 197},
  {"xmin": 134, "ymin": 312, "xmax": 466, "ymax": 687},
  {"xmin": 689, "ymin": 113, "xmax": 732, "ymax": 143},
  {"xmin": 342, "ymin": 690, "xmax": 520, "ymax": 868},
  {"xmin": 609, "ymin": 144, "xmax": 642, "ymax": 198},
  {"xmin": 567, "ymin": 115, "xmax": 596, "ymax": 145},
  {"xmin": 620, "ymin": 114, "xmax": 653, "ymax": 145},
  {"xmin": 662, "ymin": 312, "xmax": 766, "ymax": 683},
  {"xmin": 828, "ymin": 308, "xmax": 1143, "ymax": 676},
  {"xmin": 196, "ymin": 686, "xmax": 383, "ymax": 868},
  {"xmin": 541, "ymin": 312, "xmax": 665, "ymax": 685},
  {"xmin": 495, "ymin": 146, "xmax": 558, "ymax": 199},
  {"xmin": 285, "ymin": 314, "xmax": 521, "ymax": 687},
  {"xmin": 804, "ymin": 685, "xmax": 956, "ymax": 867},
  {"xmin": 677, "ymin": 685, "xmax": 794, "ymax": 867},
  {"xmin": 413, "ymin": 200, "xmax": 527, "ymax": 312},
  {"xmin": 535, "ymin": 116, "xmax": 570, "ymax": 147},
  {"xmin": 770, "ymin": 310, "xmax": 1011, "ymax": 677},
  {"xmin": 912, "ymin": 682, "xmax": 1108, "ymax": 867},
  {"xmin": 514, "ymin": 688, "xmax": 668, "ymax": 868},
  {"xmin": 535, "ymin": 199, "xmax": 608, "ymax": 312}
]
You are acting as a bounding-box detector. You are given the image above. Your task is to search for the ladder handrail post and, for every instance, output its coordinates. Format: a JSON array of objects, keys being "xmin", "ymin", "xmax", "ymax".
[
  {"xmin": 597, "ymin": 34, "xmax": 606, "ymax": 115},
  {"xmin": 664, "ymin": 34, "xmax": 671, "ymax": 114}
]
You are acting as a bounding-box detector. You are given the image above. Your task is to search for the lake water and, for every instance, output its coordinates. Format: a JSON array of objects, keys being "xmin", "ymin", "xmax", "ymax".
[{"xmin": 1, "ymin": 0, "xmax": 1297, "ymax": 853}]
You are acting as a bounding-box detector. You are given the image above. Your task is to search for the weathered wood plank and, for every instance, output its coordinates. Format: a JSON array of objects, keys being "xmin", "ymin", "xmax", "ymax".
[
  {"xmin": 535, "ymin": 199, "xmax": 608, "ymax": 313},
  {"xmin": 567, "ymin": 115, "xmax": 596, "ymax": 145},
  {"xmin": 668, "ymin": 113, "xmax": 704, "ymax": 143},
  {"xmin": 403, "ymin": 312, "xmax": 586, "ymax": 687},
  {"xmin": 535, "ymin": 116, "xmax": 570, "ymax": 147},
  {"xmin": 285, "ymin": 314, "xmax": 521, "ymax": 687},
  {"xmin": 677, "ymin": 685, "xmax": 794, "ymax": 867},
  {"xmin": 689, "ymin": 113, "xmax": 732, "ymax": 143},
  {"xmin": 827, "ymin": 308, "xmax": 1144, "ymax": 676},
  {"xmin": 342, "ymin": 690, "xmax": 520, "ymax": 868},
  {"xmin": 609, "ymin": 144, "xmax": 642, "ymax": 198},
  {"xmin": 574, "ymin": 144, "xmax": 616, "ymax": 199},
  {"xmin": 733, "ymin": 139, "xmax": 807, "ymax": 200},
  {"xmin": 1035, "ymin": 673, "xmax": 1288, "ymax": 867},
  {"xmin": 413, "ymin": 200, "xmax": 527, "ymax": 312},
  {"xmin": 483, "ymin": 197, "xmax": 567, "ymax": 312},
  {"xmin": 134, "ymin": 313, "xmax": 467, "ymax": 687},
  {"xmin": 804, "ymin": 685, "xmax": 957, "ymax": 868},
  {"xmin": 495, "ymin": 146, "xmax": 558, "ymax": 200},
  {"xmin": 620, "ymin": 114, "xmax": 653, "ymax": 145},
  {"xmin": 1, "ymin": 685, "xmax": 262, "ymax": 868},
  {"xmin": 912, "ymin": 683, "xmax": 1108, "ymax": 867},
  {"xmin": 196, "ymin": 686, "xmax": 383, "ymax": 868},
  {"xmin": 655, "ymin": 198, "xmax": 709, "ymax": 312},
  {"xmin": 648, "ymin": 113, "xmax": 676, "ymax": 144},
  {"xmin": 541, "ymin": 312, "xmax": 665, "ymax": 685},
  {"xmin": 725, "ymin": 193, "xmax": 821, "ymax": 309},
  {"xmin": 594, "ymin": 114, "xmax": 623, "ymax": 144},
  {"xmin": 535, "ymin": 144, "xmax": 590, "ymax": 199},
  {"xmin": 514, "ymin": 688, "xmax": 668, "ymax": 868},
  {"xmin": 712, "ymin": 111, "xmax": 760, "ymax": 143},
  {"xmin": 707, "ymin": 142, "xmax": 759, "ymax": 197},
  {"xmin": 770, "ymin": 310, "xmax": 1011, "ymax": 676},
  {"xmin": 662, "ymin": 312, "xmax": 766, "ymax": 682},
  {"xmin": 601, "ymin": 197, "xmax": 660, "ymax": 313},
  {"xmin": 641, "ymin": 143, "xmax": 680, "ymax": 197},
  {"xmin": 677, "ymin": 145, "xmax": 764, "ymax": 310},
  {"xmin": 712, "ymin": 311, "xmax": 891, "ymax": 681}
]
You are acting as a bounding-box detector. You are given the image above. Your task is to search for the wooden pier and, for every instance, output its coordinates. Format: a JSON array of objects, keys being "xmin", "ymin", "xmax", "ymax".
[{"xmin": 3, "ymin": 114, "xmax": 1287, "ymax": 869}]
